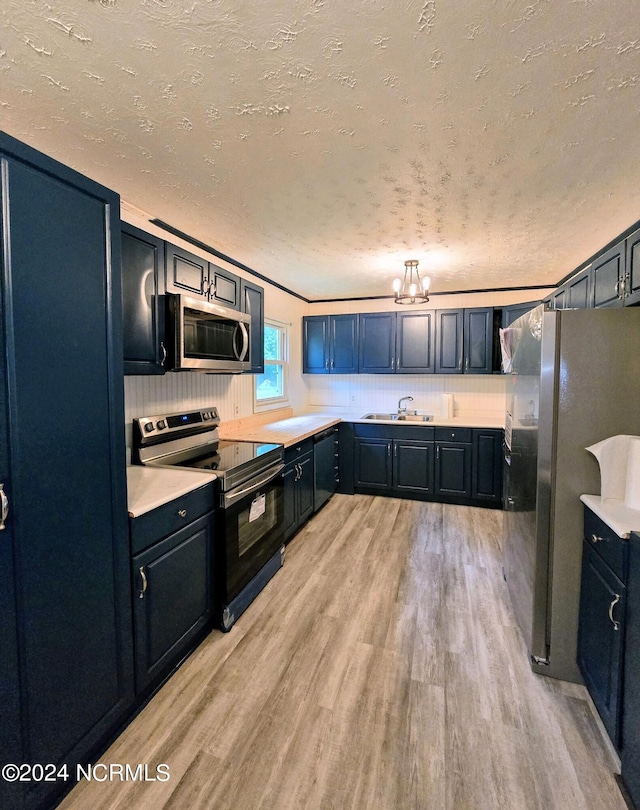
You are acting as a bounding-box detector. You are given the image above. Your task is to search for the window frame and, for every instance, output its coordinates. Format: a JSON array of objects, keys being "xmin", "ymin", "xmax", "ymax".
[{"xmin": 253, "ymin": 318, "xmax": 289, "ymax": 411}]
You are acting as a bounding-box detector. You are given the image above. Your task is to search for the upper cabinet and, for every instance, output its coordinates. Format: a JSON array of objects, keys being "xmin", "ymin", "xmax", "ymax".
[
  {"xmin": 165, "ymin": 244, "xmax": 240, "ymax": 310},
  {"xmin": 122, "ymin": 223, "xmax": 167, "ymax": 375},
  {"xmin": 303, "ymin": 314, "xmax": 358, "ymax": 373},
  {"xmin": 304, "ymin": 307, "xmax": 495, "ymax": 375},
  {"xmin": 501, "ymin": 300, "xmax": 540, "ymax": 327},
  {"xmin": 626, "ymin": 226, "xmax": 640, "ymax": 307},
  {"xmin": 592, "ymin": 240, "xmax": 625, "ymax": 309},
  {"xmin": 241, "ymin": 279, "xmax": 265, "ymax": 374}
]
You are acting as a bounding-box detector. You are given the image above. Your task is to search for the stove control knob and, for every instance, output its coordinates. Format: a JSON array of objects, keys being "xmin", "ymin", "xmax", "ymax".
[
  {"xmin": 144, "ymin": 422, "xmax": 155, "ymax": 433},
  {"xmin": 157, "ymin": 420, "xmax": 167, "ymax": 430},
  {"xmin": 203, "ymin": 413, "xmax": 210, "ymax": 420}
]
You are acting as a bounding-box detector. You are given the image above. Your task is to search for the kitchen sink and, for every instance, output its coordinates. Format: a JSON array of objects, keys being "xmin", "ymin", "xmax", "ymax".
[{"xmin": 362, "ymin": 412, "xmax": 434, "ymax": 422}]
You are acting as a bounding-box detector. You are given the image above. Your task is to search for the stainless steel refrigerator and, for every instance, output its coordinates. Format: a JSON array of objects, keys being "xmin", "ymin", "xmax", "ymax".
[{"xmin": 502, "ymin": 304, "xmax": 640, "ymax": 682}]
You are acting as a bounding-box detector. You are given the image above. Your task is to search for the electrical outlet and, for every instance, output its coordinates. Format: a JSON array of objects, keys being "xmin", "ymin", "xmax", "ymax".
[
  {"xmin": 350, "ymin": 395, "xmax": 356, "ymax": 404},
  {"xmin": 234, "ymin": 404, "xmax": 239, "ymax": 416}
]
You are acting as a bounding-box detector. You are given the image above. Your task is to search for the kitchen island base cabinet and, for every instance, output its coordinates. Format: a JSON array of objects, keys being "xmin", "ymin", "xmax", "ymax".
[{"xmin": 0, "ymin": 132, "xmax": 133, "ymax": 810}]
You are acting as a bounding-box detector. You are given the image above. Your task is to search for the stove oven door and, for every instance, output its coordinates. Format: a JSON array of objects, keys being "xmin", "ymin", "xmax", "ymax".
[{"xmin": 217, "ymin": 463, "xmax": 284, "ymax": 623}]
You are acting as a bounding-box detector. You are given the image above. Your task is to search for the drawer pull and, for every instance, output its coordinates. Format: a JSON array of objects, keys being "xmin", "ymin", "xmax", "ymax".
[
  {"xmin": 178, "ymin": 509, "xmax": 187, "ymax": 518},
  {"xmin": 609, "ymin": 593, "xmax": 621, "ymax": 631},
  {"xmin": 591, "ymin": 534, "xmax": 603, "ymax": 544}
]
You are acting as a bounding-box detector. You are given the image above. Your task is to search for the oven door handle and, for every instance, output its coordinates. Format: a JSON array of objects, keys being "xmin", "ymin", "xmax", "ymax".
[{"xmin": 223, "ymin": 463, "xmax": 284, "ymax": 508}]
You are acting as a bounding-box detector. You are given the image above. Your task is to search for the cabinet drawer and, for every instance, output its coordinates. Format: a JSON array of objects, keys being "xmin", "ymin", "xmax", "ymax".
[
  {"xmin": 130, "ymin": 482, "xmax": 215, "ymax": 554},
  {"xmin": 584, "ymin": 506, "xmax": 628, "ymax": 583},
  {"xmin": 435, "ymin": 427, "xmax": 472, "ymax": 443},
  {"xmin": 285, "ymin": 438, "xmax": 313, "ymax": 463}
]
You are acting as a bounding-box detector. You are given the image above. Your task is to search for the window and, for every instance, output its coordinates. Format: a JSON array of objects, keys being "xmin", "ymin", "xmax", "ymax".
[{"xmin": 255, "ymin": 320, "xmax": 288, "ymax": 407}]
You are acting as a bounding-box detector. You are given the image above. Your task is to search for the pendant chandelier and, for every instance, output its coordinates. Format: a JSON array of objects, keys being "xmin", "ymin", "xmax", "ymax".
[{"xmin": 393, "ymin": 260, "xmax": 430, "ymax": 305}]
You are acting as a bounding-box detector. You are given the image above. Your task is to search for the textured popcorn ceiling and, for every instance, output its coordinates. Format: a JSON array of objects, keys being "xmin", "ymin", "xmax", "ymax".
[{"xmin": 1, "ymin": 0, "xmax": 639, "ymax": 300}]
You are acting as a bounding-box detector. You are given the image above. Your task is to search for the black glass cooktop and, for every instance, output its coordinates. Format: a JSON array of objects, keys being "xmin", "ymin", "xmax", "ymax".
[{"xmin": 175, "ymin": 440, "xmax": 281, "ymax": 473}]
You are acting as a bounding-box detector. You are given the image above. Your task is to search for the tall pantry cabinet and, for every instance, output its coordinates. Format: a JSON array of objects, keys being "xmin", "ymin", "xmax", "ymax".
[{"xmin": 0, "ymin": 133, "xmax": 133, "ymax": 810}]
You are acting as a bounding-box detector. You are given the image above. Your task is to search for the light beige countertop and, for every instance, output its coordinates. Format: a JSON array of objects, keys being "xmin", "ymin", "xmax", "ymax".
[
  {"xmin": 218, "ymin": 409, "xmax": 504, "ymax": 448},
  {"xmin": 127, "ymin": 465, "xmax": 216, "ymax": 518},
  {"xmin": 580, "ymin": 493, "xmax": 640, "ymax": 538},
  {"xmin": 219, "ymin": 413, "xmax": 342, "ymax": 448}
]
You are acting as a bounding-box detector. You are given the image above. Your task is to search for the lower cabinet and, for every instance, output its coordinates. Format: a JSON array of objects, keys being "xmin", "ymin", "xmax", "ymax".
[
  {"xmin": 129, "ymin": 485, "xmax": 214, "ymax": 694},
  {"xmin": 283, "ymin": 440, "xmax": 315, "ymax": 541},
  {"xmin": 578, "ymin": 506, "xmax": 628, "ymax": 750},
  {"xmin": 351, "ymin": 423, "xmax": 503, "ymax": 507}
]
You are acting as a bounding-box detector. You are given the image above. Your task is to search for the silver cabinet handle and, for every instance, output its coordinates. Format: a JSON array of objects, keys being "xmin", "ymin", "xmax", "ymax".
[
  {"xmin": 591, "ymin": 534, "xmax": 603, "ymax": 544},
  {"xmin": 178, "ymin": 509, "xmax": 187, "ymax": 518},
  {"xmin": 325, "ymin": 359, "xmax": 329, "ymax": 370},
  {"xmin": 609, "ymin": 593, "xmax": 621, "ymax": 631},
  {"xmin": 391, "ymin": 357, "xmax": 396, "ymax": 370},
  {"xmin": 0, "ymin": 484, "xmax": 8, "ymax": 530},
  {"xmin": 160, "ymin": 341, "xmax": 167, "ymax": 367},
  {"xmin": 139, "ymin": 566, "xmax": 148, "ymax": 599}
]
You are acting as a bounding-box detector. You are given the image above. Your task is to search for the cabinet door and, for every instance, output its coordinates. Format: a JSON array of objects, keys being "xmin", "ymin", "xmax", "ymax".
[
  {"xmin": 435, "ymin": 309, "xmax": 463, "ymax": 374},
  {"xmin": 297, "ymin": 451, "xmax": 315, "ymax": 525},
  {"xmin": 359, "ymin": 312, "xmax": 396, "ymax": 373},
  {"xmin": 396, "ymin": 311, "xmax": 435, "ymax": 373},
  {"xmin": 622, "ymin": 533, "xmax": 640, "ymax": 803},
  {"xmin": 331, "ymin": 314, "xmax": 359, "ymax": 373},
  {"xmin": 472, "ymin": 430, "xmax": 503, "ymax": 503},
  {"xmin": 0, "ymin": 140, "xmax": 133, "ymax": 808},
  {"xmin": 625, "ymin": 226, "xmax": 640, "ymax": 307},
  {"xmin": 303, "ymin": 316, "xmax": 329, "ymax": 374},
  {"xmin": 354, "ymin": 438, "xmax": 393, "ymax": 488},
  {"xmin": 165, "ymin": 243, "xmax": 209, "ymax": 297},
  {"xmin": 501, "ymin": 301, "xmax": 539, "ymax": 327},
  {"xmin": 122, "ymin": 224, "xmax": 166, "ymax": 375},
  {"xmin": 242, "ymin": 279, "xmax": 264, "ymax": 374},
  {"xmin": 435, "ymin": 443, "xmax": 472, "ymax": 496},
  {"xmin": 592, "ymin": 242, "xmax": 624, "ymax": 308},
  {"xmin": 464, "ymin": 307, "xmax": 494, "ymax": 374},
  {"xmin": 282, "ymin": 462, "xmax": 299, "ymax": 541},
  {"xmin": 210, "ymin": 263, "xmax": 240, "ymax": 310},
  {"xmin": 549, "ymin": 288, "xmax": 567, "ymax": 310},
  {"xmin": 133, "ymin": 514, "xmax": 212, "ymax": 692},
  {"xmin": 578, "ymin": 541, "xmax": 625, "ymax": 748},
  {"xmin": 394, "ymin": 440, "xmax": 434, "ymax": 493},
  {"xmin": 567, "ymin": 267, "xmax": 593, "ymax": 309}
]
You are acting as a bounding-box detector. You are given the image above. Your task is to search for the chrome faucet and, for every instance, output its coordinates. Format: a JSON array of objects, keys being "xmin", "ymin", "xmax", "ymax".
[{"xmin": 398, "ymin": 396, "xmax": 414, "ymax": 413}]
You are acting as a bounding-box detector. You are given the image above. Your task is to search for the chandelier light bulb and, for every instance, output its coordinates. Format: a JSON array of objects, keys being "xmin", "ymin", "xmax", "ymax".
[{"xmin": 393, "ymin": 277, "xmax": 402, "ymax": 293}]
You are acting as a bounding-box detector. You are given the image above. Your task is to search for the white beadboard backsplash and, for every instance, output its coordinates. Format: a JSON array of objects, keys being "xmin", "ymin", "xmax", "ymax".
[{"xmin": 304, "ymin": 374, "xmax": 506, "ymax": 420}]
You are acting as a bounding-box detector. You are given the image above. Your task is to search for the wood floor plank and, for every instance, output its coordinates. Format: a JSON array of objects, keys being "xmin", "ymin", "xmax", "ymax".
[{"xmin": 58, "ymin": 495, "xmax": 628, "ymax": 810}]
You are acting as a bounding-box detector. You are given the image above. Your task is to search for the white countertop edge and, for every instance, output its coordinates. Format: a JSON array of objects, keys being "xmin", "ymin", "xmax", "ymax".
[
  {"xmin": 580, "ymin": 493, "xmax": 640, "ymax": 538},
  {"xmin": 127, "ymin": 465, "xmax": 216, "ymax": 518},
  {"xmin": 299, "ymin": 408, "xmax": 504, "ymax": 429}
]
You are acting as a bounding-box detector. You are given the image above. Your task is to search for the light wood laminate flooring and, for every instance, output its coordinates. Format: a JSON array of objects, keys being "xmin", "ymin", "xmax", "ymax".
[{"xmin": 60, "ymin": 495, "xmax": 626, "ymax": 810}]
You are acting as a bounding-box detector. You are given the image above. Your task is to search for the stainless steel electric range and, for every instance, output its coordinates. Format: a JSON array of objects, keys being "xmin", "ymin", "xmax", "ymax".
[{"xmin": 132, "ymin": 407, "xmax": 285, "ymax": 631}]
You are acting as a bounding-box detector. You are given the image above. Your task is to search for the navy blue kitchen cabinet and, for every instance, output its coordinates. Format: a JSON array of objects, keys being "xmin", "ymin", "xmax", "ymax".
[
  {"xmin": 435, "ymin": 428, "xmax": 473, "ymax": 499},
  {"xmin": 131, "ymin": 499, "xmax": 213, "ymax": 695},
  {"xmin": 621, "ymin": 531, "xmax": 640, "ymax": 805},
  {"xmin": 435, "ymin": 309, "xmax": 464, "ymax": 374},
  {"xmin": 501, "ymin": 301, "xmax": 540, "ymax": 327},
  {"xmin": 303, "ymin": 314, "xmax": 358, "ymax": 373},
  {"xmin": 283, "ymin": 441, "xmax": 315, "ymax": 541},
  {"xmin": 122, "ymin": 223, "xmax": 167, "ymax": 375},
  {"xmin": 463, "ymin": 308, "xmax": 495, "ymax": 374},
  {"xmin": 356, "ymin": 310, "xmax": 434, "ymax": 374},
  {"xmin": 242, "ymin": 279, "xmax": 265, "ymax": 374},
  {"xmin": 578, "ymin": 508, "xmax": 628, "ymax": 750},
  {"xmin": 353, "ymin": 424, "xmax": 434, "ymax": 496},
  {"xmin": 0, "ymin": 132, "xmax": 133, "ymax": 810},
  {"xmin": 592, "ymin": 240, "xmax": 625, "ymax": 309},
  {"xmin": 165, "ymin": 243, "xmax": 240, "ymax": 309},
  {"xmin": 625, "ymin": 226, "xmax": 640, "ymax": 307},
  {"xmin": 358, "ymin": 312, "xmax": 397, "ymax": 373},
  {"xmin": 472, "ymin": 430, "xmax": 503, "ymax": 504},
  {"xmin": 396, "ymin": 310, "xmax": 435, "ymax": 373},
  {"xmin": 566, "ymin": 266, "xmax": 593, "ymax": 309}
]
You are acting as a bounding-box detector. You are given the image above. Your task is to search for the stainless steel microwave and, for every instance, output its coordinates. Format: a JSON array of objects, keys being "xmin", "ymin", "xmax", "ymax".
[{"xmin": 167, "ymin": 293, "xmax": 251, "ymax": 373}]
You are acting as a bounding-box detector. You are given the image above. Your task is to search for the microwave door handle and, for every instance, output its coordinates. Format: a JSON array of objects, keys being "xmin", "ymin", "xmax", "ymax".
[
  {"xmin": 234, "ymin": 321, "xmax": 249, "ymax": 362},
  {"xmin": 223, "ymin": 463, "xmax": 285, "ymax": 508}
]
